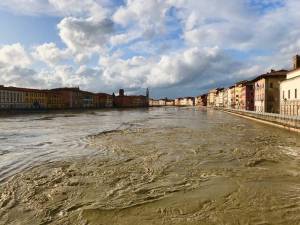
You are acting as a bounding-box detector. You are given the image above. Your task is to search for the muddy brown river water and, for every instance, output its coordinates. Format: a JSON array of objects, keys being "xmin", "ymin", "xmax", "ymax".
[{"xmin": 0, "ymin": 107, "xmax": 300, "ymax": 225}]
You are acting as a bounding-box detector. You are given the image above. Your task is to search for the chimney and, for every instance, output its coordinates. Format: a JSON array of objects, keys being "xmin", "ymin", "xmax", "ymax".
[
  {"xmin": 293, "ymin": 55, "xmax": 300, "ymax": 69},
  {"xmin": 119, "ymin": 89, "xmax": 124, "ymax": 96}
]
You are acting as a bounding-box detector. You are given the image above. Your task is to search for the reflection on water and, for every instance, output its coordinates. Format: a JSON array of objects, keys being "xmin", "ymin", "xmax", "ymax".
[{"xmin": 0, "ymin": 107, "xmax": 300, "ymax": 225}]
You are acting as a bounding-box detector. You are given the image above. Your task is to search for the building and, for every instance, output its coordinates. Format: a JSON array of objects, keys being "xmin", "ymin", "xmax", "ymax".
[
  {"xmin": 0, "ymin": 86, "xmax": 57, "ymax": 110},
  {"xmin": 195, "ymin": 94, "xmax": 207, "ymax": 106},
  {"xmin": 175, "ymin": 97, "xmax": 195, "ymax": 106},
  {"xmin": 0, "ymin": 86, "xmax": 26, "ymax": 109},
  {"xmin": 95, "ymin": 93, "xmax": 113, "ymax": 108},
  {"xmin": 207, "ymin": 89, "xmax": 218, "ymax": 107},
  {"xmin": 81, "ymin": 91, "xmax": 95, "ymax": 108},
  {"xmin": 253, "ymin": 69, "xmax": 288, "ymax": 113},
  {"xmin": 159, "ymin": 99, "xmax": 166, "ymax": 106},
  {"xmin": 280, "ymin": 55, "xmax": 300, "ymax": 116},
  {"xmin": 223, "ymin": 88, "xmax": 229, "ymax": 108},
  {"xmin": 229, "ymin": 86, "xmax": 236, "ymax": 109},
  {"xmin": 149, "ymin": 99, "xmax": 160, "ymax": 106},
  {"xmin": 46, "ymin": 90, "xmax": 64, "ymax": 109},
  {"xmin": 215, "ymin": 88, "xmax": 224, "ymax": 107},
  {"xmin": 113, "ymin": 89, "xmax": 149, "ymax": 108},
  {"xmin": 151, "ymin": 98, "xmax": 174, "ymax": 106},
  {"xmin": 22, "ymin": 88, "xmax": 48, "ymax": 109},
  {"xmin": 240, "ymin": 81, "xmax": 254, "ymax": 111},
  {"xmin": 234, "ymin": 81, "xmax": 248, "ymax": 109},
  {"xmin": 51, "ymin": 87, "xmax": 82, "ymax": 109},
  {"xmin": 174, "ymin": 98, "xmax": 181, "ymax": 106},
  {"xmin": 165, "ymin": 99, "xmax": 175, "ymax": 106}
]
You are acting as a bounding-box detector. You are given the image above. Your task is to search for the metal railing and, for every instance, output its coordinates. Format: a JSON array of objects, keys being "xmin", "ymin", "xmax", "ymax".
[{"xmin": 220, "ymin": 107, "xmax": 300, "ymax": 121}]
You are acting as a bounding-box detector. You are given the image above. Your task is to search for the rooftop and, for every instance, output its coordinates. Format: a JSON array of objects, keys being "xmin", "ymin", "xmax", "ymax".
[{"xmin": 251, "ymin": 69, "xmax": 288, "ymax": 82}]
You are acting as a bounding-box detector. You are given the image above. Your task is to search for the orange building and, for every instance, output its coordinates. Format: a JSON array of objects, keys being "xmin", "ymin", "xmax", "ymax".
[
  {"xmin": 50, "ymin": 87, "xmax": 82, "ymax": 109},
  {"xmin": 94, "ymin": 93, "xmax": 113, "ymax": 108},
  {"xmin": 46, "ymin": 90, "xmax": 64, "ymax": 109},
  {"xmin": 240, "ymin": 81, "xmax": 254, "ymax": 111},
  {"xmin": 113, "ymin": 89, "xmax": 149, "ymax": 108}
]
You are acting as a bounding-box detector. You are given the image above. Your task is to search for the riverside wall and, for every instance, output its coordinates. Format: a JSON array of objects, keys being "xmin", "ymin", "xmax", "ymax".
[{"xmin": 220, "ymin": 108, "xmax": 300, "ymax": 132}]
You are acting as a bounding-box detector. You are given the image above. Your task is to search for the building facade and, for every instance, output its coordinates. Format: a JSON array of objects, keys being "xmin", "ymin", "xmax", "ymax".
[
  {"xmin": 149, "ymin": 99, "xmax": 160, "ymax": 106},
  {"xmin": 240, "ymin": 81, "xmax": 254, "ymax": 111},
  {"xmin": 46, "ymin": 90, "xmax": 64, "ymax": 109},
  {"xmin": 159, "ymin": 99, "xmax": 166, "ymax": 106},
  {"xmin": 280, "ymin": 56, "xmax": 300, "ymax": 116},
  {"xmin": 234, "ymin": 82, "xmax": 247, "ymax": 110},
  {"xmin": 95, "ymin": 93, "xmax": 113, "ymax": 108},
  {"xmin": 254, "ymin": 70, "xmax": 288, "ymax": 113},
  {"xmin": 223, "ymin": 88, "xmax": 229, "ymax": 108},
  {"xmin": 114, "ymin": 89, "xmax": 148, "ymax": 108},
  {"xmin": 175, "ymin": 97, "xmax": 194, "ymax": 106},
  {"xmin": 51, "ymin": 87, "xmax": 82, "ymax": 109},
  {"xmin": 81, "ymin": 91, "xmax": 95, "ymax": 108},
  {"xmin": 0, "ymin": 86, "xmax": 26, "ymax": 109},
  {"xmin": 215, "ymin": 89, "xmax": 224, "ymax": 107},
  {"xmin": 165, "ymin": 99, "xmax": 175, "ymax": 106},
  {"xmin": 207, "ymin": 89, "xmax": 217, "ymax": 107},
  {"xmin": 229, "ymin": 86, "xmax": 236, "ymax": 109},
  {"xmin": 195, "ymin": 94, "xmax": 207, "ymax": 107}
]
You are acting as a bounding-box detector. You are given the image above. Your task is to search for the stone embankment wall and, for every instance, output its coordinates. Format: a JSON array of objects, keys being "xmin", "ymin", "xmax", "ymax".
[{"xmin": 220, "ymin": 108, "xmax": 300, "ymax": 132}]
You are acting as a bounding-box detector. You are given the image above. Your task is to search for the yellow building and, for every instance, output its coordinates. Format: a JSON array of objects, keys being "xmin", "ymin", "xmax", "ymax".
[
  {"xmin": 234, "ymin": 81, "xmax": 247, "ymax": 109},
  {"xmin": 46, "ymin": 91, "xmax": 64, "ymax": 109},
  {"xmin": 23, "ymin": 88, "xmax": 47, "ymax": 109}
]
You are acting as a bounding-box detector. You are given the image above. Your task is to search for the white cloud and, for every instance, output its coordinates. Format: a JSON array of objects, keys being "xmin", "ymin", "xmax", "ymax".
[
  {"xmin": 110, "ymin": 32, "xmax": 139, "ymax": 46},
  {"xmin": 0, "ymin": 66, "xmax": 41, "ymax": 88},
  {"xmin": 113, "ymin": 0, "xmax": 171, "ymax": 38},
  {"xmin": 0, "ymin": 43, "xmax": 32, "ymax": 67},
  {"xmin": 0, "ymin": 0, "xmax": 110, "ymax": 18},
  {"xmin": 1, "ymin": 0, "xmax": 300, "ymax": 97},
  {"xmin": 98, "ymin": 47, "xmax": 242, "ymax": 91},
  {"xmin": 48, "ymin": 0, "xmax": 109, "ymax": 20},
  {"xmin": 32, "ymin": 43, "xmax": 71, "ymax": 67},
  {"xmin": 57, "ymin": 17, "xmax": 114, "ymax": 60}
]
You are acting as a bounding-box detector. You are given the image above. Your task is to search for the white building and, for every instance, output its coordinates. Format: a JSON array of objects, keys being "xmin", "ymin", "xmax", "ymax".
[
  {"xmin": 0, "ymin": 86, "xmax": 27, "ymax": 109},
  {"xmin": 175, "ymin": 97, "xmax": 194, "ymax": 106},
  {"xmin": 280, "ymin": 55, "xmax": 300, "ymax": 116}
]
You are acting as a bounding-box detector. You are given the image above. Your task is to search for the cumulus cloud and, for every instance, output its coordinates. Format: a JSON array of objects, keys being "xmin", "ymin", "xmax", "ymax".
[
  {"xmin": 58, "ymin": 17, "xmax": 114, "ymax": 60},
  {"xmin": 98, "ymin": 47, "xmax": 242, "ymax": 92},
  {"xmin": 113, "ymin": 0, "xmax": 171, "ymax": 38},
  {"xmin": 49, "ymin": 0, "xmax": 109, "ymax": 20},
  {"xmin": 0, "ymin": 43, "xmax": 42, "ymax": 88},
  {"xmin": 0, "ymin": 0, "xmax": 110, "ymax": 18},
  {"xmin": 0, "ymin": 43, "xmax": 32, "ymax": 67},
  {"xmin": 32, "ymin": 43, "xmax": 71, "ymax": 67},
  {"xmin": 0, "ymin": 66, "xmax": 41, "ymax": 88},
  {"xmin": 1, "ymin": 0, "xmax": 300, "ymax": 97}
]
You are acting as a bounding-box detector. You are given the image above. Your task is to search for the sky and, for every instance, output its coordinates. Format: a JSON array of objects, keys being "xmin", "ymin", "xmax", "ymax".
[{"xmin": 0, "ymin": 0, "xmax": 299, "ymax": 98}]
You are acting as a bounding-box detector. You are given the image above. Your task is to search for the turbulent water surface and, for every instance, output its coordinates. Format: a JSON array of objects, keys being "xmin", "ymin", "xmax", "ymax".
[{"xmin": 0, "ymin": 107, "xmax": 299, "ymax": 225}]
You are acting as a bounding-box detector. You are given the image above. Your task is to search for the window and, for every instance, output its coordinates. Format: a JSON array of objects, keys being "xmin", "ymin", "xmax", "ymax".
[
  {"xmin": 283, "ymin": 91, "xmax": 285, "ymax": 99},
  {"xmin": 295, "ymin": 89, "xmax": 298, "ymax": 99},
  {"xmin": 288, "ymin": 90, "xmax": 290, "ymax": 99},
  {"xmin": 270, "ymin": 82, "xmax": 273, "ymax": 88}
]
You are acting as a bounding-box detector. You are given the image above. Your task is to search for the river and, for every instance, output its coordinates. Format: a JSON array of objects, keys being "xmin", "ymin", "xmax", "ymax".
[{"xmin": 0, "ymin": 107, "xmax": 299, "ymax": 225}]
